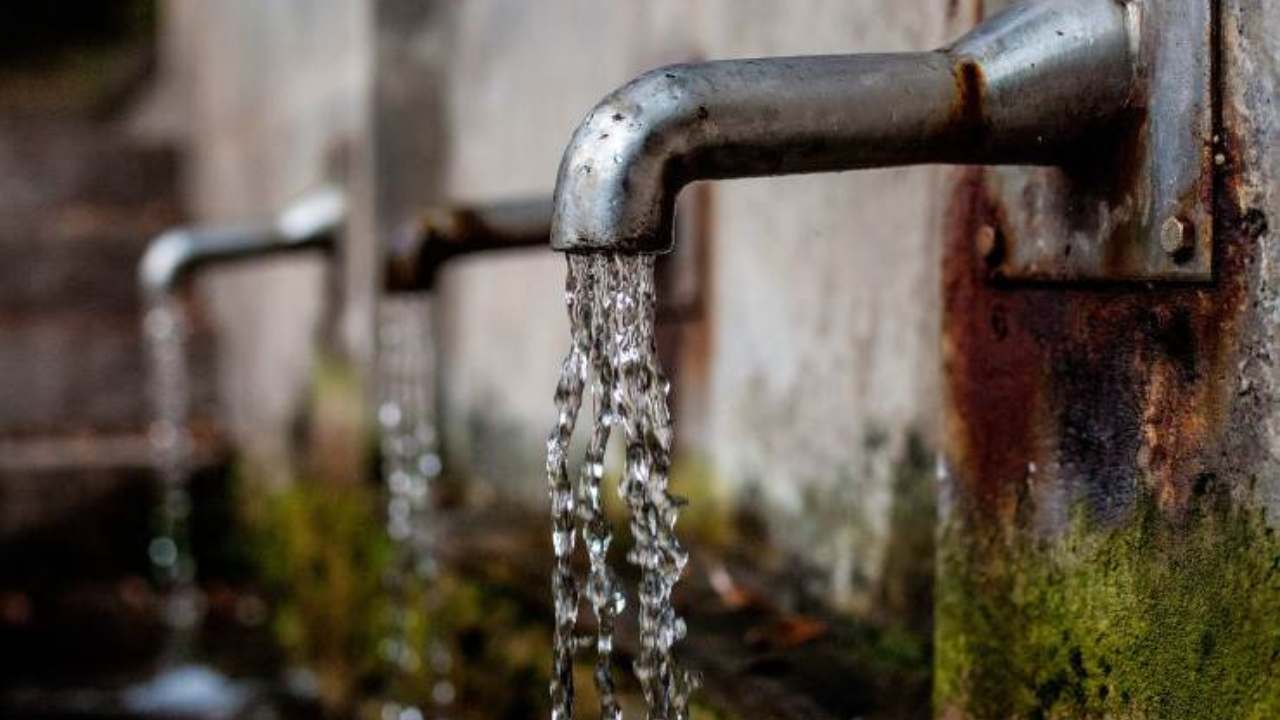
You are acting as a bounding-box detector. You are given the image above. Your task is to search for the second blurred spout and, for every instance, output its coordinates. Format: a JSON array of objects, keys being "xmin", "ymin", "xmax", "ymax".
[{"xmin": 384, "ymin": 198, "xmax": 551, "ymax": 292}]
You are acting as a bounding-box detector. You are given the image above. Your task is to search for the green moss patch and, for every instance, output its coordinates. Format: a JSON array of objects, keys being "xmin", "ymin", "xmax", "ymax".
[{"xmin": 936, "ymin": 486, "xmax": 1280, "ymax": 719}]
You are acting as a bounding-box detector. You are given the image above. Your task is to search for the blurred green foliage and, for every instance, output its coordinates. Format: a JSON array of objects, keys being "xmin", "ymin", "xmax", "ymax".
[
  {"xmin": 246, "ymin": 480, "xmax": 393, "ymax": 711},
  {"xmin": 243, "ymin": 476, "xmax": 558, "ymax": 718}
]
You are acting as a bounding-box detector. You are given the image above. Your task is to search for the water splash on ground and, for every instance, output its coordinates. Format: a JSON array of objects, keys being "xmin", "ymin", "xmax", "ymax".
[{"xmin": 547, "ymin": 254, "xmax": 693, "ymax": 720}]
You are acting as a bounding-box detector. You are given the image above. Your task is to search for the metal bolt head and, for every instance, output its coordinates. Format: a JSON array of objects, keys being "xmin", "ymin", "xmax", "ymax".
[
  {"xmin": 1160, "ymin": 216, "xmax": 1194, "ymax": 258},
  {"xmin": 976, "ymin": 224, "xmax": 1002, "ymax": 264}
]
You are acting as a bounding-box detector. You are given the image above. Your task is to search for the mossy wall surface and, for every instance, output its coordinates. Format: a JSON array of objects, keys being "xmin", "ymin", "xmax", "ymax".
[{"xmin": 935, "ymin": 490, "xmax": 1280, "ymax": 719}]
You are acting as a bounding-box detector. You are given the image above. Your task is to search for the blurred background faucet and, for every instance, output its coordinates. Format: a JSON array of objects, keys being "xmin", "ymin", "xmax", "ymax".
[
  {"xmin": 383, "ymin": 197, "xmax": 551, "ymax": 293},
  {"xmin": 138, "ymin": 186, "xmax": 347, "ymax": 301}
]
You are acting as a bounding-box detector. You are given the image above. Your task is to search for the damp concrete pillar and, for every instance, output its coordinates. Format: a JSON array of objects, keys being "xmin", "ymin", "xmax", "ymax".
[{"xmin": 936, "ymin": 1, "xmax": 1280, "ymax": 715}]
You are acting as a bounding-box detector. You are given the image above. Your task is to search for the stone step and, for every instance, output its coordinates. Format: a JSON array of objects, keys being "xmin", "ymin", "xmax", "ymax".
[
  {"xmin": 0, "ymin": 120, "xmax": 181, "ymax": 213},
  {"xmin": 0, "ymin": 229, "xmax": 159, "ymax": 315},
  {"xmin": 0, "ymin": 312, "xmax": 218, "ymax": 435}
]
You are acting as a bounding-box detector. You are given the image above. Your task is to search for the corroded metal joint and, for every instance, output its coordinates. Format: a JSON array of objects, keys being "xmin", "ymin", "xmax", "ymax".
[{"xmin": 383, "ymin": 197, "xmax": 552, "ymax": 292}]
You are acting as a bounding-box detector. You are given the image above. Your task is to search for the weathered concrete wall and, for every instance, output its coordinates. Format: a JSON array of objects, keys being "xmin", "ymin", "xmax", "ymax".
[
  {"xmin": 426, "ymin": 0, "xmax": 948, "ymax": 614},
  {"xmin": 170, "ymin": 0, "xmax": 948, "ymax": 618},
  {"xmin": 170, "ymin": 0, "xmax": 374, "ymax": 483},
  {"xmin": 702, "ymin": 3, "xmax": 947, "ymax": 613},
  {"xmin": 434, "ymin": 0, "xmax": 702, "ymax": 501},
  {"xmin": 935, "ymin": 1, "xmax": 1280, "ymax": 716}
]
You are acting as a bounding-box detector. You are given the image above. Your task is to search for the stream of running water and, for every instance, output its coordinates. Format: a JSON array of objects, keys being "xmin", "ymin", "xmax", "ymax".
[
  {"xmin": 376, "ymin": 295, "xmax": 454, "ymax": 719},
  {"xmin": 547, "ymin": 254, "xmax": 693, "ymax": 720},
  {"xmin": 142, "ymin": 296, "xmax": 201, "ymax": 659}
]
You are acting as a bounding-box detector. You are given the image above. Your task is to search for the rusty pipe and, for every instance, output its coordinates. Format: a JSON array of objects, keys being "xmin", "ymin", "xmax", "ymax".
[
  {"xmin": 551, "ymin": 0, "xmax": 1137, "ymax": 253},
  {"xmin": 139, "ymin": 186, "xmax": 346, "ymax": 300},
  {"xmin": 384, "ymin": 197, "xmax": 551, "ymax": 292}
]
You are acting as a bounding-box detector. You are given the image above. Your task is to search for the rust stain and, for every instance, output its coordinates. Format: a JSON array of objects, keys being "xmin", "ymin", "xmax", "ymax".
[
  {"xmin": 950, "ymin": 59, "xmax": 988, "ymax": 149},
  {"xmin": 943, "ymin": 141, "xmax": 1255, "ymax": 529},
  {"xmin": 943, "ymin": 168, "xmax": 1048, "ymax": 523}
]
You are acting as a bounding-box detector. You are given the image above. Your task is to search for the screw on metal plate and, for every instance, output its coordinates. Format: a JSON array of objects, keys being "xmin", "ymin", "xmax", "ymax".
[
  {"xmin": 1160, "ymin": 216, "xmax": 1195, "ymax": 261},
  {"xmin": 978, "ymin": 0, "xmax": 1215, "ymax": 283},
  {"xmin": 977, "ymin": 225, "xmax": 1004, "ymax": 266}
]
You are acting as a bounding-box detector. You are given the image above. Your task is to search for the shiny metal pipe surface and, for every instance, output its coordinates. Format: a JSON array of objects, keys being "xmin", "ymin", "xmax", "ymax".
[
  {"xmin": 551, "ymin": 0, "xmax": 1135, "ymax": 253},
  {"xmin": 138, "ymin": 186, "xmax": 346, "ymax": 299}
]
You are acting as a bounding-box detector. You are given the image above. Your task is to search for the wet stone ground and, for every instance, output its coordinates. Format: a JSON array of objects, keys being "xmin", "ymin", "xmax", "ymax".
[
  {"xmin": 0, "ymin": 467, "xmax": 321, "ymax": 719},
  {"xmin": 436, "ymin": 504, "xmax": 931, "ymax": 720},
  {"xmin": 0, "ymin": 474, "xmax": 930, "ymax": 720}
]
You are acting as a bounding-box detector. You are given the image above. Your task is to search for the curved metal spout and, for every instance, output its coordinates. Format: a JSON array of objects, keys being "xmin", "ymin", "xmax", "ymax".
[
  {"xmin": 384, "ymin": 197, "xmax": 551, "ymax": 292},
  {"xmin": 139, "ymin": 186, "xmax": 346, "ymax": 300},
  {"xmin": 551, "ymin": 0, "xmax": 1136, "ymax": 253}
]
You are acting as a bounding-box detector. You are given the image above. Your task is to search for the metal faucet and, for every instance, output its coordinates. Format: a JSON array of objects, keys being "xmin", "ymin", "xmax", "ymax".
[
  {"xmin": 551, "ymin": 0, "xmax": 1139, "ymax": 254},
  {"xmin": 384, "ymin": 197, "xmax": 551, "ymax": 292},
  {"xmin": 138, "ymin": 186, "xmax": 347, "ymax": 300}
]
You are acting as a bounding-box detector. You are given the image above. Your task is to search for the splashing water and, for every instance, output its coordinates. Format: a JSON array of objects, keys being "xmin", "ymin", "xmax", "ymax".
[
  {"xmin": 376, "ymin": 295, "xmax": 453, "ymax": 717},
  {"xmin": 547, "ymin": 254, "xmax": 694, "ymax": 720},
  {"xmin": 143, "ymin": 296, "xmax": 202, "ymax": 653}
]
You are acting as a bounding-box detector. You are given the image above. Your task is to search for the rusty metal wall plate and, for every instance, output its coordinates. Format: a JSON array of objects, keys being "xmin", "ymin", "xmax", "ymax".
[{"xmin": 980, "ymin": 0, "xmax": 1215, "ymax": 283}]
